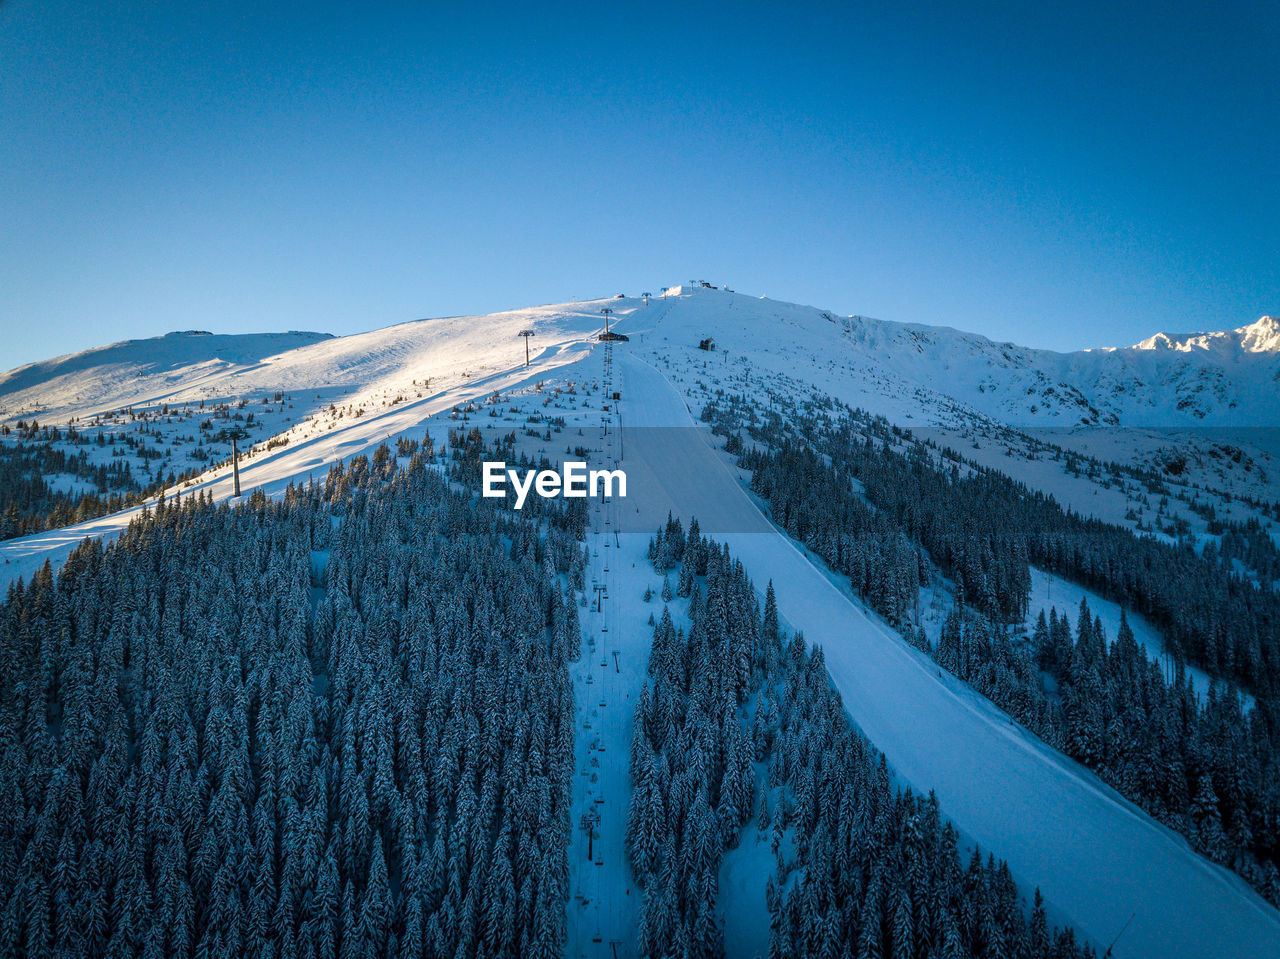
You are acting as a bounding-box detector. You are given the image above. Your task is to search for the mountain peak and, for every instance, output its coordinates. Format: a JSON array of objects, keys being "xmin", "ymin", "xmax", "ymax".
[
  {"xmin": 1131, "ymin": 316, "xmax": 1279, "ymax": 354},
  {"xmin": 1240, "ymin": 315, "xmax": 1280, "ymax": 352}
]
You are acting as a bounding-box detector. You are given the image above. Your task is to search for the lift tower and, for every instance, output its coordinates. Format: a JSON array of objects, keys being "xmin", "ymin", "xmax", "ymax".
[
  {"xmin": 216, "ymin": 426, "xmax": 250, "ymax": 497},
  {"xmin": 518, "ymin": 329, "xmax": 536, "ymax": 366}
]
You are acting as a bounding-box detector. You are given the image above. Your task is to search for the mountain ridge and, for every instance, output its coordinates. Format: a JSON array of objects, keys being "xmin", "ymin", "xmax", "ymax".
[
  {"xmin": 1127, "ymin": 315, "xmax": 1280, "ymax": 354},
  {"xmin": 2, "ymin": 290, "xmax": 1277, "ymax": 430}
]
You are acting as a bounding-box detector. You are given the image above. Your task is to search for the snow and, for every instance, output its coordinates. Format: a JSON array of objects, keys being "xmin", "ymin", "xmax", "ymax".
[
  {"xmin": 631, "ymin": 288, "xmax": 1280, "ymax": 428},
  {"xmin": 565, "ymin": 526, "xmax": 649, "ymax": 957},
  {"xmin": 1036, "ymin": 426, "xmax": 1280, "ymax": 520},
  {"xmin": 717, "ymin": 821, "xmax": 775, "ymax": 956},
  {"xmin": 2, "ymin": 286, "xmax": 1278, "ymax": 956},
  {"xmin": 597, "ymin": 346, "xmax": 1280, "ymax": 958},
  {"xmin": 1132, "ymin": 316, "xmax": 1280, "ymax": 355},
  {"xmin": 564, "ymin": 343, "xmax": 643, "ymax": 956},
  {"xmin": 0, "ymin": 330, "xmax": 334, "ymax": 412},
  {"xmin": 911, "ymin": 422, "xmax": 1280, "ymax": 549},
  {"xmin": 6, "ymin": 289, "xmax": 1278, "ymax": 538},
  {"xmin": 0, "ymin": 298, "xmax": 630, "ymax": 587}
]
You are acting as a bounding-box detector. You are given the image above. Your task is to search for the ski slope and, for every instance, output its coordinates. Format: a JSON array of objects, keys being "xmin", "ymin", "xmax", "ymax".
[
  {"xmin": 622, "ymin": 287, "xmax": 1280, "ymax": 533},
  {"xmin": 6, "ymin": 286, "xmax": 1279, "ymax": 541},
  {"xmin": 607, "ymin": 348, "xmax": 1280, "ymax": 959},
  {"xmin": 0, "ymin": 299, "xmax": 622, "ymax": 588}
]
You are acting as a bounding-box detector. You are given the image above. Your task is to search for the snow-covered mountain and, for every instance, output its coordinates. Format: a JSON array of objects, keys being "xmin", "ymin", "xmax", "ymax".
[
  {"xmin": 3, "ymin": 284, "xmax": 1277, "ymax": 536},
  {"xmin": 1131, "ymin": 315, "xmax": 1280, "ymax": 355},
  {"xmin": 0, "ymin": 306, "xmax": 602, "ymax": 427},
  {"xmin": 0, "ymin": 330, "xmax": 334, "ymax": 417},
  {"xmin": 5, "ymin": 286, "xmax": 1280, "ymax": 959},
  {"xmin": 5, "ymin": 291, "xmax": 1275, "ymax": 432},
  {"xmin": 691, "ymin": 297, "xmax": 1280, "ymax": 428},
  {"xmin": 3, "ymin": 286, "xmax": 1273, "ymax": 530}
]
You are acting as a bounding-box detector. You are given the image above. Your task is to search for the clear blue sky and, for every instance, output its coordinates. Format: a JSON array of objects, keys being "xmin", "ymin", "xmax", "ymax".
[{"xmin": 2, "ymin": 0, "xmax": 1277, "ymax": 368}]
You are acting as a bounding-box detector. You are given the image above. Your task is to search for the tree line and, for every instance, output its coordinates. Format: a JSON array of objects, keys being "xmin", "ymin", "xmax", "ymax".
[
  {"xmin": 932, "ymin": 601, "xmax": 1278, "ymax": 903},
  {"xmin": 703, "ymin": 391, "xmax": 1280, "ymax": 906},
  {"xmin": 735, "ymin": 405, "xmax": 1278, "ymax": 698},
  {"xmin": 0, "ymin": 441, "xmax": 152, "ymax": 540},
  {"xmin": 630, "ymin": 518, "xmax": 1092, "ymax": 957}
]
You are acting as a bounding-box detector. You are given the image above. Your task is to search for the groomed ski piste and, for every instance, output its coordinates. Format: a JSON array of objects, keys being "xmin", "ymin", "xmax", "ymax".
[{"xmin": 2, "ymin": 289, "xmax": 1279, "ymax": 957}]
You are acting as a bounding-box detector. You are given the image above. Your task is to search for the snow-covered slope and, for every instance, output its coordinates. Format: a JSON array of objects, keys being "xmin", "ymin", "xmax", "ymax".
[
  {"xmin": 0, "ymin": 304, "xmax": 612, "ymax": 426},
  {"xmin": 642, "ymin": 287, "xmax": 1280, "ymax": 428},
  {"xmin": 4, "ymin": 285, "xmax": 1277, "ymax": 549},
  {"xmin": 0, "ymin": 330, "xmax": 335, "ymax": 419},
  {"xmin": 634, "ymin": 352, "xmax": 1280, "ymax": 958},
  {"xmin": 3, "ymin": 287, "xmax": 1279, "ymax": 956},
  {"xmin": 0, "ymin": 298, "xmax": 620, "ymax": 585},
  {"xmin": 4, "ymin": 289, "xmax": 1275, "ymax": 433}
]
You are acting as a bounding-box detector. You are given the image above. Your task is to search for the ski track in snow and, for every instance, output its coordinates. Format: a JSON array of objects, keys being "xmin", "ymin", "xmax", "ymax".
[{"xmin": 0, "ymin": 314, "xmax": 603, "ymax": 589}]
